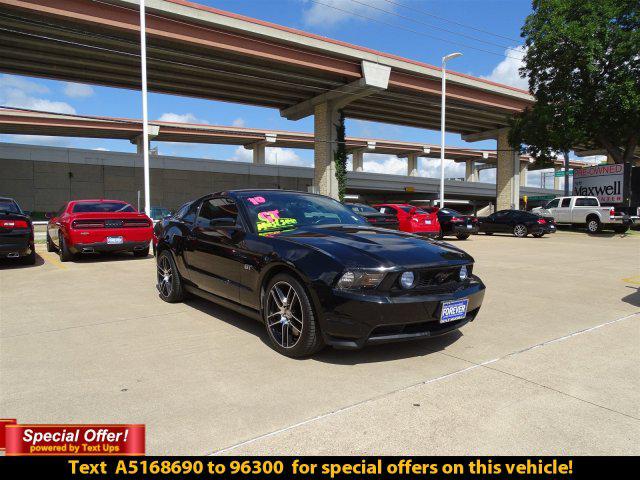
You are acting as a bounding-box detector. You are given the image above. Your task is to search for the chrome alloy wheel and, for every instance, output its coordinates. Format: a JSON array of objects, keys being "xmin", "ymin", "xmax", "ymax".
[
  {"xmin": 266, "ymin": 281, "xmax": 303, "ymax": 349},
  {"xmin": 588, "ymin": 219, "xmax": 599, "ymax": 232},
  {"xmin": 157, "ymin": 255, "xmax": 173, "ymax": 298},
  {"xmin": 514, "ymin": 224, "xmax": 527, "ymax": 237}
]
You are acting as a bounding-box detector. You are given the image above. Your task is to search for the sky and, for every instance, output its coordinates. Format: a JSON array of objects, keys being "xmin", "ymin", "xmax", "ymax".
[{"xmin": 0, "ymin": 0, "xmax": 602, "ymax": 187}]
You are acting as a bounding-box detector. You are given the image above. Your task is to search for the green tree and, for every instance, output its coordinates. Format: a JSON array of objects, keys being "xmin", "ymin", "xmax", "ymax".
[
  {"xmin": 510, "ymin": 0, "xmax": 639, "ymax": 169},
  {"xmin": 334, "ymin": 110, "xmax": 348, "ymax": 202}
]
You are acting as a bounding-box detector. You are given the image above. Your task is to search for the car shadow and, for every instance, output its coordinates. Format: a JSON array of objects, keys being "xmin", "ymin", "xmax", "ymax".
[
  {"xmin": 621, "ymin": 286, "xmax": 640, "ymax": 308},
  {"xmin": 183, "ymin": 294, "xmax": 463, "ymax": 364},
  {"xmin": 70, "ymin": 252, "xmax": 152, "ymax": 263},
  {"xmin": 0, "ymin": 253, "xmax": 45, "ymax": 269}
]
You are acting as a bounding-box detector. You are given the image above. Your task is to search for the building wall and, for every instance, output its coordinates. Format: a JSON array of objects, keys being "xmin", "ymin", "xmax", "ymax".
[{"xmin": 0, "ymin": 143, "xmax": 313, "ymax": 212}]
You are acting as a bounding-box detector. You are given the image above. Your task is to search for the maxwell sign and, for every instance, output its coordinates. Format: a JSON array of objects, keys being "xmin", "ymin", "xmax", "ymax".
[{"xmin": 572, "ymin": 164, "xmax": 624, "ymax": 204}]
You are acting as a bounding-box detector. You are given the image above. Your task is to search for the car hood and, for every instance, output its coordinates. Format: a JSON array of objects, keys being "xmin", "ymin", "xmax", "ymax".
[{"xmin": 277, "ymin": 225, "xmax": 472, "ymax": 269}]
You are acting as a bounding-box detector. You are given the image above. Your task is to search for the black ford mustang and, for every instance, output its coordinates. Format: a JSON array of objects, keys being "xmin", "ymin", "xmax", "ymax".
[
  {"xmin": 478, "ymin": 209, "xmax": 550, "ymax": 238},
  {"xmin": 154, "ymin": 190, "xmax": 485, "ymax": 357},
  {"xmin": 0, "ymin": 197, "xmax": 35, "ymax": 265}
]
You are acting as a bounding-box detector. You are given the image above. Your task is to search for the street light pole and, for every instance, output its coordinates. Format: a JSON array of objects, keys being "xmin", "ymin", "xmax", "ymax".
[
  {"xmin": 140, "ymin": 0, "xmax": 151, "ymax": 216},
  {"xmin": 439, "ymin": 52, "xmax": 462, "ymax": 209}
]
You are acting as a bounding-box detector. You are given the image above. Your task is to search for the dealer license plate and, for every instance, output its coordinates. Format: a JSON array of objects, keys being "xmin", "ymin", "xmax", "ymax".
[
  {"xmin": 467, "ymin": 224, "xmax": 473, "ymax": 229},
  {"xmin": 425, "ymin": 220, "xmax": 431, "ymax": 224},
  {"xmin": 107, "ymin": 236, "xmax": 124, "ymax": 245},
  {"xmin": 440, "ymin": 299, "xmax": 468, "ymax": 323}
]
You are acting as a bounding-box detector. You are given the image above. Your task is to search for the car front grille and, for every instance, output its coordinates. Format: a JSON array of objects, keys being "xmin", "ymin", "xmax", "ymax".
[{"xmin": 414, "ymin": 265, "xmax": 472, "ymax": 293}]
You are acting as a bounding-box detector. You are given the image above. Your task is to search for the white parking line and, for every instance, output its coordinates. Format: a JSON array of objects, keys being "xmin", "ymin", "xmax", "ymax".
[{"xmin": 209, "ymin": 310, "xmax": 640, "ymax": 455}]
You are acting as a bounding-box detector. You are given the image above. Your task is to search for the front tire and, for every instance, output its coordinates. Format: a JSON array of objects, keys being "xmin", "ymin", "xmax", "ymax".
[
  {"xmin": 263, "ymin": 273, "xmax": 324, "ymax": 358},
  {"xmin": 513, "ymin": 224, "xmax": 528, "ymax": 238},
  {"xmin": 532, "ymin": 232, "xmax": 545, "ymax": 238},
  {"xmin": 157, "ymin": 250, "xmax": 184, "ymax": 303},
  {"xmin": 456, "ymin": 233, "xmax": 470, "ymax": 240}
]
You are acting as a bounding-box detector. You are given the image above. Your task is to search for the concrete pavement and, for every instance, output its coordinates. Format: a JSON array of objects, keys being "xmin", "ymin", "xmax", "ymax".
[{"xmin": 1, "ymin": 231, "xmax": 638, "ymax": 455}]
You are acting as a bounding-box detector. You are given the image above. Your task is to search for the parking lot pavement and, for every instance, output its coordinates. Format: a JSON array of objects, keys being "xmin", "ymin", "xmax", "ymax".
[{"xmin": 1, "ymin": 231, "xmax": 639, "ymax": 455}]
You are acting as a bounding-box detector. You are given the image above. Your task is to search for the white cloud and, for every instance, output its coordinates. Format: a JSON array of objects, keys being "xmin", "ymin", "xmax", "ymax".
[
  {"xmin": 232, "ymin": 118, "xmax": 246, "ymax": 128},
  {"xmin": 157, "ymin": 112, "xmax": 208, "ymax": 124},
  {"xmin": 362, "ymin": 153, "xmax": 466, "ymax": 179},
  {"xmin": 64, "ymin": 82, "xmax": 94, "ymax": 98},
  {"xmin": 231, "ymin": 146, "xmax": 313, "ymax": 167},
  {"xmin": 0, "ymin": 134, "xmax": 72, "ymax": 147},
  {"xmin": 301, "ymin": 0, "xmax": 394, "ymax": 27},
  {"xmin": 0, "ymin": 75, "xmax": 49, "ymax": 94},
  {"xmin": 482, "ymin": 46, "xmax": 529, "ymax": 90},
  {"xmin": 0, "ymin": 74, "xmax": 76, "ymax": 114}
]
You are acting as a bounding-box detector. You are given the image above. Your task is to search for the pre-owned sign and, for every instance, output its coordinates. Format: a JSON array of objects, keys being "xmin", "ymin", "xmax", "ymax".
[{"xmin": 572, "ymin": 164, "xmax": 624, "ymax": 204}]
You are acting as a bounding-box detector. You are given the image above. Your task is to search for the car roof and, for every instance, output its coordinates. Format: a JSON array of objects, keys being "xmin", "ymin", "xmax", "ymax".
[{"xmin": 0, "ymin": 197, "xmax": 17, "ymax": 202}]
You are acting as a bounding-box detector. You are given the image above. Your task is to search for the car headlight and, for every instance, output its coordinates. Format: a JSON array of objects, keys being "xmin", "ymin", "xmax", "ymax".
[
  {"xmin": 399, "ymin": 271, "xmax": 415, "ymax": 289},
  {"xmin": 336, "ymin": 270, "xmax": 386, "ymax": 290},
  {"xmin": 459, "ymin": 265, "xmax": 468, "ymax": 281}
]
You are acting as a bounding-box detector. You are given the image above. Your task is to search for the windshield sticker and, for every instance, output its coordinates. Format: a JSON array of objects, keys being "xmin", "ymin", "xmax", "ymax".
[
  {"xmin": 247, "ymin": 196, "xmax": 266, "ymax": 205},
  {"xmin": 257, "ymin": 217, "xmax": 297, "ymax": 235},
  {"xmin": 257, "ymin": 210, "xmax": 280, "ymax": 222}
]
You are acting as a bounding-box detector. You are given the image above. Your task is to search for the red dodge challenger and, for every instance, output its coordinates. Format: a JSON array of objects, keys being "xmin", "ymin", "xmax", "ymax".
[
  {"xmin": 373, "ymin": 203, "xmax": 440, "ymax": 237},
  {"xmin": 46, "ymin": 199, "xmax": 153, "ymax": 261}
]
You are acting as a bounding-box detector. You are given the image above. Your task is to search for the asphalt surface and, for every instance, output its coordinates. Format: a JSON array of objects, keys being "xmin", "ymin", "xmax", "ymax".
[{"xmin": 1, "ymin": 230, "xmax": 638, "ymax": 455}]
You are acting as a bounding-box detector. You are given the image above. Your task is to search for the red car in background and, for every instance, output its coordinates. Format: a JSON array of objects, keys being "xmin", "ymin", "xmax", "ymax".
[
  {"xmin": 373, "ymin": 203, "xmax": 440, "ymax": 237},
  {"xmin": 46, "ymin": 199, "xmax": 153, "ymax": 261}
]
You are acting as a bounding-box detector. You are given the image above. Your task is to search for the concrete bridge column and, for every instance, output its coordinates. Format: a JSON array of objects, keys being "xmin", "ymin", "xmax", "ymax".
[
  {"xmin": 519, "ymin": 162, "xmax": 528, "ymax": 187},
  {"xmin": 553, "ymin": 166, "xmax": 560, "ymax": 190},
  {"xmin": 352, "ymin": 150, "xmax": 364, "ymax": 172},
  {"xmin": 465, "ymin": 159, "xmax": 476, "ymax": 182},
  {"xmin": 407, "ymin": 153, "xmax": 418, "ymax": 177},
  {"xmin": 313, "ymin": 101, "xmax": 339, "ymax": 197},
  {"xmin": 495, "ymin": 129, "xmax": 520, "ymax": 210},
  {"xmin": 252, "ymin": 144, "xmax": 266, "ymax": 165}
]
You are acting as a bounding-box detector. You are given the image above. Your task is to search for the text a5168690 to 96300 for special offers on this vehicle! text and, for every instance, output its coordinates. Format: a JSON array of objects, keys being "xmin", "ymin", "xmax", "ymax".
[{"xmin": 153, "ymin": 190, "xmax": 485, "ymax": 357}]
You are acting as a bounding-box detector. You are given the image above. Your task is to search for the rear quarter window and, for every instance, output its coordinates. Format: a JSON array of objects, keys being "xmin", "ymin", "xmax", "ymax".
[{"xmin": 575, "ymin": 198, "xmax": 598, "ymax": 207}]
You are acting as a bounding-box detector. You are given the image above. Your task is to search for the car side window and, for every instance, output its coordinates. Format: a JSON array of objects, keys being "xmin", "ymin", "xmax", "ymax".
[
  {"xmin": 575, "ymin": 197, "xmax": 597, "ymax": 206},
  {"xmin": 546, "ymin": 199, "xmax": 559, "ymax": 208},
  {"xmin": 560, "ymin": 198, "xmax": 571, "ymax": 207},
  {"xmin": 196, "ymin": 198, "xmax": 239, "ymax": 228}
]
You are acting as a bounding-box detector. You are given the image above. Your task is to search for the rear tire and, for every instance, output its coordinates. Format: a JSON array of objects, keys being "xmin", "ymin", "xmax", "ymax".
[
  {"xmin": 58, "ymin": 233, "xmax": 74, "ymax": 262},
  {"xmin": 587, "ymin": 217, "xmax": 601, "ymax": 233},
  {"xmin": 456, "ymin": 233, "xmax": 470, "ymax": 240},
  {"xmin": 513, "ymin": 224, "xmax": 528, "ymax": 238},
  {"xmin": 436, "ymin": 229, "xmax": 445, "ymax": 240},
  {"xmin": 263, "ymin": 273, "xmax": 324, "ymax": 358},
  {"xmin": 46, "ymin": 232, "xmax": 55, "ymax": 252},
  {"xmin": 532, "ymin": 232, "xmax": 545, "ymax": 238},
  {"xmin": 133, "ymin": 246, "xmax": 150, "ymax": 258},
  {"xmin": 484, "ymin": 232, "xmax": 493, "ymax": 235},
  {"xmin": 157, "ymin": 250, "xmax": 184, "ymax": 303},
  {"xmin": 21, "ymin": 250, "xmax": 36, "ymax": 265}
]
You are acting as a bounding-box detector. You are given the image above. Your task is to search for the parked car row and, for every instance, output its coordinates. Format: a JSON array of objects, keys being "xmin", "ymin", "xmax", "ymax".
[{"xmin": 344, "ymin": 202, "xmax": 553, "ymax": 239}]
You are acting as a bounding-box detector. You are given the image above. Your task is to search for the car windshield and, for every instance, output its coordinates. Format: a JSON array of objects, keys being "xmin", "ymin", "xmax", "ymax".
[
  {"xmin": 0, "ymin": 199, "xmax": 21, "ymax": 214},
  {"xmin": 398, "ymin": 205, "xmax": 428, "ymax": 214},
  {"xmin": 348, "ymin": 204, "xmax": 378, "ymax": 214},
  {"xmin": 239, "ymin": 191, "xmax": 367, "ymax": 235},
  {"xmin": 72, "ymin": 202, "xmax": 136, "ymax": 213},
  {"xmin": 150, "ymin": 207, "xmax": 171, "ymax": 218}
]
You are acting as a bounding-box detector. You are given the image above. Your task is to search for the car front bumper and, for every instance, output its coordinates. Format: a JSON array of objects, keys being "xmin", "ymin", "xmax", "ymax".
[{"xmin": 318, "ymin": 277, "xmax": 485, "ymax": 349}]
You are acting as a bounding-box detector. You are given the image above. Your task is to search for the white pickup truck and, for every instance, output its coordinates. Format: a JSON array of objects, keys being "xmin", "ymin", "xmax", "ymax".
[{"xmin": 532, "ymin": 196, "xmax": 633, "ymax": 233}]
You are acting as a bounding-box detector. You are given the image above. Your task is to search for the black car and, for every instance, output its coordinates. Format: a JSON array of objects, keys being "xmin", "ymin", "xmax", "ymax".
[
  {"xmin": 0, "ymin": 197, "xmax": 35, "ymax": 265},
  {"xmin": 154, "ymin": 190, "xmax": 485, "ymax": 357},
  {"xmin": 478, "ymin": 209, "xmax": 548, "ymax": 238},
  {"xmin": 435, "ymin": 207, "xmax": 479, "ymax": 239},
  {"xmin": 344, "ymin": 203, "xmax": 399, "ymax": 229}
]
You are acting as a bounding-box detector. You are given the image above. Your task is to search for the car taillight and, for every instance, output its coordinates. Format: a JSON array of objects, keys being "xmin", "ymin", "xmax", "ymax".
[
  {"xmin": 0, "ymin": 219, "xmax": 28, "ymax": 229},
  {"xmin": 369, "ymin": 218, "xmax": 377, "ymax": 223},
  {"xmin": 450, "ymin": 217, "xmax": 462, "ymax": 222},
  {"xmin": 472, "ymin": 217, "xmax": 478, "ymax": 223},
  {"xmin": 537, "ymin": 218, "xmax": 546, "ymax": 224},
  {"xmin": 609, "ymin": 207, "xmax": 615, "ymax": 217}
]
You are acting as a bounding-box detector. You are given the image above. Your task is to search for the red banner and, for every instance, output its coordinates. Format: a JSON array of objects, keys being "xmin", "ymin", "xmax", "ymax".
[
  {"xmin": 0, "ymin": 419, "xmax": 17, "ymax": 450},
  {"xmin": 5, "ymin": 424, "xmax": 145, "ymax": 456}
]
